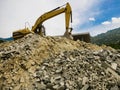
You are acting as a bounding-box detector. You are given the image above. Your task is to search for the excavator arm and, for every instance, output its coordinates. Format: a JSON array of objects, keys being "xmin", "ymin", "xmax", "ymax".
[
  {"xmin": 13, "ymin": 3, "xmax": 72, "ymax": 40},
  {"xmin": 32, "ymin": 3, "xmax": 72, "ymax": 35}
]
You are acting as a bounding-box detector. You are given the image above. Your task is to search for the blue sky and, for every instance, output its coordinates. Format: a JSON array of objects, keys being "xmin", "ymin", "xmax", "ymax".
[
  {"xmin": 77, "ymin": 0, "xmax": 120, "ymax": 36},
  {"xmin": 78, "ymin": 0, "xmax": 120, "ymax": 29},
  {"xmin": 0, "ymin": 0, "xmax": 120, "ymax": 38},
  {"xmin": 94, "ymin": 0, "xmax": 120, "ymax": 25}
]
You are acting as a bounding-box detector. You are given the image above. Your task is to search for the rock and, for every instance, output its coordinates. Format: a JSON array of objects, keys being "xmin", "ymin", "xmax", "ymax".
[
  {"xmin": 13, "ymin": 85, "xmax": 21, "ymax": 90},
  {"xmin": 116, "ymin": 67, "xmax": 120, "ymax": 75},
  {"xmin": 60, "ymin": 81, "xmax": 65, "ymax": 86},
  {"xmin": 43, "ymin": 75, "xmax": 50, "ymax": 84},
  {"xmin": 36, "ymin": 83, "xmax": 46, "ymax": 90},
  {"xmin": 111, "ymin": 63, "xmax": 117, "ymax": 70},
  {"xmin": 46, "ymin": 83, "xmax": 53, "ymax": 89},
  {"xmin": 28, "ymin": 67, "xmax": 35, "ymax": 73},
  {"xmin": 20, "ymin": 77, "xmax": 25, "ymax": 83},
  {"xmin": 94, "ymin": 56, "xmax": 100, "ymax": 60},
  {"xmin": 117, "ymin": 54, "xmax": 120, "ymax": 58},
  {"xmin": 53, "ymin": 84, "xmax": 59, "ymax": 89},
  {"xmin": 81, "ymin": 84, "xmax": 89, "ymax": 90},
  {"xmin": 110, "ymin": 85, "xmax": 119, "ymax": 90},
  {"xmin": 82, "ymin": 77, "xmax": 88, "ymax": 85},
  {"xmin": 55, "ymin": 58, "xmax": 61, "ymax": 63},
  {"xmin": 50, "ymin": 77, "xmax": 55, "ymax": 83},
  {"xmin": 55, "ymin": 67, "xmax": 62, "ymax": 73},
  {"xmin": 33, "ymin": 73, "xmax": 37, "ymax": 77},
  {"xmin": 31, "ymin": 61, "xmax": 35, "ymax": 66},
  {"xmin": 57, "ymin": 85, "xmax": 65, "ymax": 90},
  {"xmin": 0, "ymin": 34, "xmax": 120, "ymax": 90},
  {"xmin": 54, "ymin": 76, "xmax": 62, "ymax": 80}
]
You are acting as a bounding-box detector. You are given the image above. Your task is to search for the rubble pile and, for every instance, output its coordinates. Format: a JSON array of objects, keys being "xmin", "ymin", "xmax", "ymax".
[{"xmin": 0, "ymin": 34, "xmax": 120, "ymax": 90}]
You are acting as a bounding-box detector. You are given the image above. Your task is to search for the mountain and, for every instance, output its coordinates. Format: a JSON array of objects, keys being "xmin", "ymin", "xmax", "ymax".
[
  {"xmin": 91, "ymin": 27, "xmax": 120, "ymax": 49},
  {"xmin": 0, "ymin": 39, "xmax": 4, "ymax": 43},
  {"xmin": 0, "ymin": 37, "xmax": 13, "ymax": 43}
]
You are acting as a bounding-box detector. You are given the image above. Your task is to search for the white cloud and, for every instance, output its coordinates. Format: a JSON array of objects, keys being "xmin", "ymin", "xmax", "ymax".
[
  {"xmin": 86, "ymin": 17, "xmax": 120, "ymax": 36},
  {"xmin": 0, "ymin": 0, "xmax": 101, "ymax": 38},
  {"xmin": 74, "ymin": 22, "xmax": 120, "ymax": 36},
  {"xmin": 102, "ymin": 21, "xmax": 111, "ymax": 25},
  {"xmin": 73, "ymin": 16, "xmax": 120, "ymax": 36},
  {"xmin": 89, "ymin": 17, "xmax": 95, "ymax": 21},
  {"xmin": 112, "ymin": 17, "xmax": 120, "ymax": 24},
  {"xmin": 102, "ymin": 17, "xmax": 120, "ymax": 25}
]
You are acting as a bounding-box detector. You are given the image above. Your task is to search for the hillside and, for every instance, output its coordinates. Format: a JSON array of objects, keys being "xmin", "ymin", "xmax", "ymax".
[
  {"xmin": 91, "ymin": 27, "xmax": 120, "ymax": 49},
  {"xmin": 0, "ymin": 39, "xmax": 4, "ymax": 43},
  {"xmin": 0, "ymin": 33, "xmax": 120, "ymax": 90},
  {"xmin": 0, "ymin": 37, "xmax": 13, "ymax": 42}
]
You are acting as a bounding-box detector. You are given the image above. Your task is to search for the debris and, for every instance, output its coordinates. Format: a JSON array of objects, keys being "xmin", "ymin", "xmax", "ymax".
[
  {"xmin": 0, "ymin": 34, "xmax": 120, "ymax": 90},
  {"xmin": 20, "ymin": 77, "xmax": 25, "ymax": 83},
  {"xmin": 111, "ymin": 63, "xmax": 117, "ymax": 70},
  {"xmin": 82, "ymin": 77, "xmax": 88, "ymax": 85},
  {"xmin": 81, "ymin": 84, "xmax": 89, "ymax": 90}
]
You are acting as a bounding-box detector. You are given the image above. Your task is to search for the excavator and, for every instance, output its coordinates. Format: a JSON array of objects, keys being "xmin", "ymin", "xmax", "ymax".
[{"xmin": 13, "ymin": 3, "xmax": 73, "ymax": 40}]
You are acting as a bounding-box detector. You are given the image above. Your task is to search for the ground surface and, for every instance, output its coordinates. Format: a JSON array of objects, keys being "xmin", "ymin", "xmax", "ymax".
[{"xmin": 0, "ymin": 34, "xmax": 120, "ymax": 90}]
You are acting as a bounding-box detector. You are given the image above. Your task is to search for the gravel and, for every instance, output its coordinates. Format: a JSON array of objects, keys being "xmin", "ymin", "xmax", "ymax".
[{"xmin": 0, "ymin": 33, "xmax": 120, "ymax": 90}]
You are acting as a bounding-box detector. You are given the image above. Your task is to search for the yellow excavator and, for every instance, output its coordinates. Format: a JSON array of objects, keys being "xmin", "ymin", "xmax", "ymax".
[{"xmin": 13, "ymin": 3, "xmax": 73, "ymax": 40}]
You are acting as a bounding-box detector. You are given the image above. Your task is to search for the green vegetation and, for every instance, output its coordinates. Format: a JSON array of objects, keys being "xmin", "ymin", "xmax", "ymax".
[
  {"xmin": 91, "ymin": 27, "xmax": 120, "ymax": 49},
  {"xmin": 107, "ymin": 42, "xmax": 120, "ymax": 49},
  {"xmin": 0, "ymin": 37, "xmax": 13, "ymax": 43},
  {"xmin": 0, "ymin": 40, "xmax": 4, "ymax": 43}
]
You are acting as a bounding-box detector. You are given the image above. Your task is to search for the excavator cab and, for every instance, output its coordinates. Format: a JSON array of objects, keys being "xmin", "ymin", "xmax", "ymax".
[{"xmin": 34, "ymin": 25, "xmax": 46, "ymax": 36}]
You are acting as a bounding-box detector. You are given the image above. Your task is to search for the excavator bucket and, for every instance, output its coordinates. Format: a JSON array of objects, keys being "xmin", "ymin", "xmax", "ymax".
[{"xmin": 72, "ymin": 32, "xmax": 91, "ymax": 43}]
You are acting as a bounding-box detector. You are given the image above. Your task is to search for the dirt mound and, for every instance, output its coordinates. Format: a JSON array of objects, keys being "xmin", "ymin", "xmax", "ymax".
[{"xmin": 0, "ymin": 34, "xmax": 120, "ymax": 90}]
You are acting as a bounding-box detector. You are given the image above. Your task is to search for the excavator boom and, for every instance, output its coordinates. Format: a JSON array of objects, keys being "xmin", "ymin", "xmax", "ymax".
[{"xmin": 32, "ymin": 3, "xmax": 72, "ymax": 33}]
